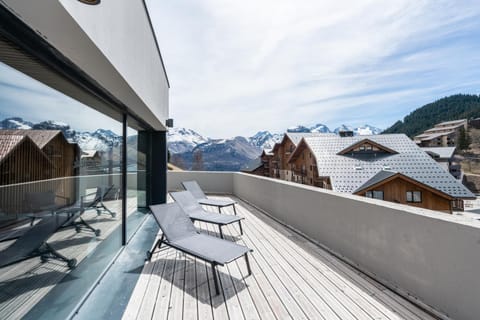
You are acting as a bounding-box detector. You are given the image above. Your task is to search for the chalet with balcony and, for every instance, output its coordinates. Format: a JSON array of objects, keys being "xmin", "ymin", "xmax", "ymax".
[
  {"xmin": 271, "ymin": 132, "xmax": 334, "ymax": 181},
  {"xmin": 421, "ymin": 146, "xmax": 461, "ymax": 179},
  {"xmin": 414, "ymin": 119, "xmax": 467, "ymax": 147},
  {"xmin": 287, "ymin": 134, "xmax": 475, "ymax": 212}
]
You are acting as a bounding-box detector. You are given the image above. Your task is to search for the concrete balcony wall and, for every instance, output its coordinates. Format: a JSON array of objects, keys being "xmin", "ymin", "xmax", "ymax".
[
  {"xmin": 167, "ymin": 171, "xmax": 234, "ymax": 195},
  {"xmin": 168, "ymin": 171, "xmax": 480, "ymax": 320}
]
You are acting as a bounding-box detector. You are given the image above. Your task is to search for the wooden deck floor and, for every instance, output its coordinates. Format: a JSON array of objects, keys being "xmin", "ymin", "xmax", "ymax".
[
  {"xmin": 123, "ymin": 197, "xmax": 437, "ymax": 320},
  {"xmin": 0, "ymin": 198, "xmax": 136, "ymax": 320}
]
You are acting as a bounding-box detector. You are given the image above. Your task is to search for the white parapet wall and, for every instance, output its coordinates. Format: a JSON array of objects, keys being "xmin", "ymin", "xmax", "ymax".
[
  {"xmin": 167, "ymin": 171, "xmax": 234, "ymax": 194},
  {"xmin": 168, "ymin": 171, "xmax": 480, "ymax": 320}
]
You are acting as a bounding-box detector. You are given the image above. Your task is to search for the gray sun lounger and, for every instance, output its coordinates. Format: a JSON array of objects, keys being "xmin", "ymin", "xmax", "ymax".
[
  {"xmin": 170, "ymin": 191, "xmax": 243, "ymax": 239},
  {"xmin": 0, "ymin": 214, "xmax": 77, "ymax": 269},
  {"xmin": 63, "ymin": 185, "xmax": 117, "ymax": 236},
  {"xmin": 182, "ymin": 180, "xmax": 238, "ymax": 214},
  {"xmin": 81, "ymin": 185, "xmax": 117, "ymax": 218},
  {"xmin": 148, "ymin": 203, "xmax": 252, "ymax": 295}
]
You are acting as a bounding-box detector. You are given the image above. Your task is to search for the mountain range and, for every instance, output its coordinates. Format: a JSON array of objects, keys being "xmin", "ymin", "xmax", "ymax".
[
  {"xmin": 0, "ymin": 117, "xmax": 122, "ymax": 152},
  {"xmin": 167, "ymin": 123, "xmax": 382, "ymax": 171},
  {"xmin": 0, "ymin": 117, "xmax": 382, "ymax": 171}
]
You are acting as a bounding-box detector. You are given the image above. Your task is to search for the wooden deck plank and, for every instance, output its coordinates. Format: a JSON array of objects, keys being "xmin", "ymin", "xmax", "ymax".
[
  {"xmin": 123, "ymin": 196, "xmax": 443, "ymax": 320},
  {"xmin": 136, "ymin": 248, "xmax": 171, "ymax": 320},
  {"xmin": 195, "ymin": 257, "xmax": 214, "ymax": 320},
  {"xmin": 121, "ymin": 254, "xmax": 157, "ymax": 320},
  {"xmin": 241, "ymin": 203, "xmax": 389, "ymax": 320},
  {"xmin": 167, "ymin": 252, "xmax": 187, "ymax": 320},
  {"xmin": 240, "ymin": 213, "xmax": 344, "ymax": 320},
  {"xmin": 204, "ymin": 206, "xmax": 293, "ymax": 320},
  {"xmin": 240, "ymin": 199, "xmax": 434, "ymax": 320},
  {"xmin": 183, "ymin": 256, "xmax": 198, "ymax": 320},
  {"xmin": 224, "ymin": 224, "xmax": 277, "ymax": 320},
  {"xmin": 151, "ymin": 249, "xmax": 177, "ymax": 320},
  {"xmin": 202, "ymin": 220, "xmax": 245, "ymax": 320},
  {"xmin": 246, "ymin": 211, "xmax": 404, "ymax": 320}
]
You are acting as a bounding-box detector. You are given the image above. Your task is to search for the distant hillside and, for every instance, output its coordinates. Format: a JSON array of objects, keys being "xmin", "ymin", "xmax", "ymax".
[{"xmin": 383, "ymin": 94, "xmax": 480, "ymax": 137}]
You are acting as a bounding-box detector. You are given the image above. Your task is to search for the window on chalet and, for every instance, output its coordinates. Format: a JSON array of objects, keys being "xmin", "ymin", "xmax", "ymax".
[
  {"xmin": 366, "ymin": 190, "xmax": 384, "ymax": 200},
  {"xmin": 406, "ymin": 191, "xmax": 422, "ymax": 203}
]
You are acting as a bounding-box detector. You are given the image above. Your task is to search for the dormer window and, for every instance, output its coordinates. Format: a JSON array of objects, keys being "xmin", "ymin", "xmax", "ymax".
[{"xmin": 337, "ymin": 139, "xmax": 398, "ymax": 160}]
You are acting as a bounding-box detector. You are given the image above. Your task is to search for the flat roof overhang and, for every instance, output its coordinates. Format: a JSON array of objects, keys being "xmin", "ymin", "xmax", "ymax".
[{"xmin": 0, "ymin": 0, "xmax": 169, "ymax": 131}]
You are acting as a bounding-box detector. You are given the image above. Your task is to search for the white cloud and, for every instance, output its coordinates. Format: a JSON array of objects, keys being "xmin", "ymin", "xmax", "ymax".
[
  {"xmin": 0, "ymin": 63, "xmax": 123, "ymax": 134},
  {"xmin": 146, "ymin": 0, "xmax": 480, "ymax": 137}
]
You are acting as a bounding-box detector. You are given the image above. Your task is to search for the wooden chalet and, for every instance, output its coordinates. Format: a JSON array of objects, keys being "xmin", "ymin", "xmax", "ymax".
[
  {"xmin": 270, "ymin": 132, "xmax": 334, "ymax": 181},
  {"xmin": 286, "ymin": 134, "xmax": 475, "ymax": 213},
  {"xmin": 353, "ymin": 171, "xmax": 456, "ymax": 212},
  {"xmin": 0, "ymin": 130, "xmax": 80, "ymax": 214}
]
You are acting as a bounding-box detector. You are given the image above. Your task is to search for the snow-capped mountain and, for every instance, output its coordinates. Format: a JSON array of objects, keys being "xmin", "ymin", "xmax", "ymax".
[
  {"xmin": 167, "ymin": 127, "xmax": 210, "ymax": 154},
  {"xmin": 248, "ymin": 131, "xmax": 282, "ymax": 150},
  {"xmin": 73, "ymin": 129, "xmax": 122, "ymax": 151},
  {"xmin": 333, "ymin": 124, "xmax": 382, "ymax": 135},
  {"xmin": 310, "ymin": 123, "xmax": 331, "ymax": 133},
  {"xmin": 32, "ymin": 120, "xmax": 77, "ymax": 140},
  {"xmin": 0, "ymin": 117, "xmax": 34, "ymax": 130},
  {"xmin": 354, "ymin": 124, "xmax": 383, "ymax": 135},
  {"xmin": 0, "ymin": 117, "xmax": 122, "ymax": 152},
  {"xmin": 175, "ymin": 136, "xmax": 261, "ymax": 171},
  {"xmin": 287, "ymin": 125, "xmax": 311, "ymax": 133}
]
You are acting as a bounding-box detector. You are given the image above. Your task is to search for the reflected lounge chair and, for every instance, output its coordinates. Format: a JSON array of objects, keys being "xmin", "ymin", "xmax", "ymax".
[
  {"xmin": 181, "ymin": 180, "xmax": 237, "ymax": 215},
  {"xmin": 0, "ymin": 214, "xmax": 77, "ymax": 269},
  {"xmin": 68, "ymin": 185, "xmax": 117, "ymax": 236},
  {"xmin": 170, "ymin": 191, "xmax": 244, "ymax": 239},
  {"xmin": 147, "ymin": 203, "xmax": 252, "ymax": 295},
  {"xmin": 81, "ymin": 185, "xmax": 117, "ymax": 218}
]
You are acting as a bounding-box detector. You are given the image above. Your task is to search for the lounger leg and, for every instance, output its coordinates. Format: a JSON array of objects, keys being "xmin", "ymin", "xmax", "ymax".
[
  {"xmin": 233, "ymin": 204, "xmax": 237, "ymax": 215},
  {"xmin": 147, "ymin": 234, "xmax": 165, "ymax": 261},
  {"xmin": 157, "ymin": 234, "xmax": 165, "ymax": 249},
  {"xmin": 219, "ymin": 226, "xmax": 224, "ymax": 239},
  {"xmin": 211, "ymin": 262, "xmax": 220, "ymax": 295},
  {"xmin": 100, "ymin": 202, "xmax": 116, "ymax": 217},
  {"xmin": 76, "ymin": 217, "xmax": 101, "ymax": 236},
  {"xmin": 41, "ymin": 242, "xmax": 77, "ymax": 269},
  {"xmin": 239, "ymin": 221, "xmax": 243, "ymax": 235},
  {"xmin": 218, "ymin": 206, "xmax": 222, "ymax": 214},
  {"xmin": 245, "ymin": 253, "xmax": 252, "ymax": 276}
]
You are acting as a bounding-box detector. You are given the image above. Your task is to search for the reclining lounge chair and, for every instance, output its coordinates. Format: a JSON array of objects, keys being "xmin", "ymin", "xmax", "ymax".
[
  {"xmin": 182, "ymin": 180, "xmax": 238, "ymax": 215},
  {"xmin": 66, "ymin": 185, "xmax": 117, "ymax": 236},
  {"xmin": 81, "ymin": 185, "xmax": 117, "ymax": 218},
  {"xmin": 0, "ymin": 214, "xmax": 77, "ymax": 269},
  {"xmin": 170, "ymin": 191, "xmax": 243, "ymax": 239},
  {"xmin": 148, "ymin": 203, "xmax": 252, "ymax": 295}
]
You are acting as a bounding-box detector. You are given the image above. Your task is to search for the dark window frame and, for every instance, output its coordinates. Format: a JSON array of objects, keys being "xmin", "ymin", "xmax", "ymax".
[{"xmin": 406, "ymin": 191, "xmax": 422, "ymax": 203}]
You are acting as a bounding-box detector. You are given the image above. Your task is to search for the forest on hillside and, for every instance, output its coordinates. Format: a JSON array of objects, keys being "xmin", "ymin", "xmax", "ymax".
[{"xmin": 383, "ymin": 94, "xmax": 480, "ymax": 137}]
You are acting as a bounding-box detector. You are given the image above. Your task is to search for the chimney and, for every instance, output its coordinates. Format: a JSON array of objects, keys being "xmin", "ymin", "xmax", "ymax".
[{"xmin": 339, "ymin": 130, "xmax": 354, "ymax": 137}]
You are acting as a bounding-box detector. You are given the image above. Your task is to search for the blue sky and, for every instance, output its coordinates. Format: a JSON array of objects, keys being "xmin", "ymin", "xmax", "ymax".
[
  {"xmin": 146, "ymin": 0, "xmax": 480, "ymax": 137},
  {"xmin": 1, "ymin": 0, "xmax": 480, "ymax": 138}
]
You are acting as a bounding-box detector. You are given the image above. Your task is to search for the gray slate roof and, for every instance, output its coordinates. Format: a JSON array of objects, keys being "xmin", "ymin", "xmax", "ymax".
[
  {"xmin": 303, "ymin": 134, "xmax": 474, "ymax": 198},
  {"xmin": 420, "ymin": 147, "xmax": 456, "ymax": 159},
  {"xmin": 286, "ymin": 132, "xmax": 335, "ymax": 146},
  {"xmin": 0, "ymin": 130, "xmax": 63, "ymax": 149},
  {"xmin": 353, "ymin": 170, "xmax": 398, "ymax": 193}
]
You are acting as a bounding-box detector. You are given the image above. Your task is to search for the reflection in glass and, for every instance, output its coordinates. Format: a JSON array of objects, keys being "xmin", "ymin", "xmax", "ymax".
[
  {"xmin": 126, "ymin": 123, "xmax": 148, "ymax": 241},
  {"xmin": 0, "ymin": 62, "xmax": 123, "ymax": 319}
]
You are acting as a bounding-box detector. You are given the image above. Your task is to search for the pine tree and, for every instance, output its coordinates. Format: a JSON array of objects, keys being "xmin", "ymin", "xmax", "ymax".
[{"xmin": 457, "ymin": 127, "xmax": 470, "ymax": 150}]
